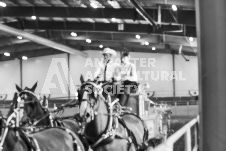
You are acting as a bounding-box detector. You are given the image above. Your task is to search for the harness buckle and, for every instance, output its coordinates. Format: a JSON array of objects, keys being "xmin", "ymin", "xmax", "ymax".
[{"xmin": 128, "ymin": 137, "xmax": 132, "ymax": 144}]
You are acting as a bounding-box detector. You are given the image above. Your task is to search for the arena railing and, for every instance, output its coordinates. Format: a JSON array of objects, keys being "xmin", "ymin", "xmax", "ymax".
[{"xmin": 152, "ymin": 116, "xmax": 199, "ymax": 151}]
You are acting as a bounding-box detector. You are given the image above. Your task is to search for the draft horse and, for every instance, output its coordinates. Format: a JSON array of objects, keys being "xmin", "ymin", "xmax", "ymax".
[
  {"xmin": 0, "ymin": 109, "xmax": 84, "ymax": 151},
  {"xmin": 77, "ymin": 78, "xmax": 149, "ymax": 151},
  {"xmin": 12, "ymin": 82, "xmax": 80, "ymax": 134}
]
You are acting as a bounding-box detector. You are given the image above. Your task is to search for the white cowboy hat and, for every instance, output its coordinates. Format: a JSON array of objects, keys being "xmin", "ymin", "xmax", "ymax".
[{"xmin": 102, "ymin": 48, "xmax": 117, "ymax": 57}]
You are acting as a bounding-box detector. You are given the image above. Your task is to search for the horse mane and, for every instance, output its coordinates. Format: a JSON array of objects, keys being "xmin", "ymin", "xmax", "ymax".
[{"xmin": 28, "ymin": 93, "xmax": 44, "ymax": 110}]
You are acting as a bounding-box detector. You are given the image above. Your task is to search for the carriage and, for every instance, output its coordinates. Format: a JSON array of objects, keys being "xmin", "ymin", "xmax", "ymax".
[{"xmin": 122, "ymin": 83, "xmax": 172, "ymax": 144}]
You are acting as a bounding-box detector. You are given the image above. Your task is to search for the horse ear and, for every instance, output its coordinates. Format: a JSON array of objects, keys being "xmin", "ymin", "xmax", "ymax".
[
  {"xmin": 15, "ymin": 84, "xmax": 22, "ymax": 92},
  {"xmin": 7, "ymin": 93, "xmax": 18, "ymax": 117},
  {"xmin": 12, "ymin": 93, "xmax": 18, "ymax": 103},
  {"xmin": 31, "ymin": 81, "xmax": 38, "ymax": 92},
  {"xmin": 80, "ymin": 75, "xmax": 85, "ymax": 84},
  {"xmin": 42, "ymin": 95, "xmax": 46, "ymax": 107}
]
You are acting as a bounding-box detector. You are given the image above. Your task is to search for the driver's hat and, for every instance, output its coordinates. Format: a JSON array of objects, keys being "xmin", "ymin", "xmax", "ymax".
[{"xmin": 102, "ymin": 48, "xmax": 117, "ymax": 57}]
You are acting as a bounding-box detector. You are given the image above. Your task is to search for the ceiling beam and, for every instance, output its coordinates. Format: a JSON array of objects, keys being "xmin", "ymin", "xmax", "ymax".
[
  {"xmin": 0, "ymin": 6, "xmax": 196, "ymax": 26},
  {"xmin": 65, "ymin": 39, "xmax": 196, "ymax": 54},
  {"xmin": 0, "ymin": 42, "xmax": 46, "ymax": 54},
  {"xmin": 0, "ymin": 30, "xmax": 197, "ymax": 48},
  {"xmin": 4, "ymin": 20, "xmax": 196, "ymax": 37},
  {"xmin": 48, "ymin": 31, "xmax": 197, "ymax": 47},
  {"xmin": 129, "ymin": 0, "xmax": 157, "ymax": 28},
  {"xmin": 0, "ymin": 41, "xmax": 196, "ymax": 62},
  {"xmin": 133, "ymin": 0, "xmax": 195, "ymax": 7},
  {"xmin": 59, "ymin": 0, "xmax": 71, "ymax": 6},
  {"xmin": 0, "ymin": 36, "xmax": 29, "ymax": 47},
  {"xmin": 45, "ymin": 31, "xmax": 161, "ymax": 43},
  {"xmin": 0, "ymin": 48, "xmax": 64, "ymax": 62},
  {"xmin": 7, "ymin": 0, "xmax": 21, "ymax": 6},
  {"xmin": 0, "ymin": 37, "xmax": 196, "ymax": 57},
  {"xmin": 0, "ymin": 23, "xmax": 88, "ymax": 57}
]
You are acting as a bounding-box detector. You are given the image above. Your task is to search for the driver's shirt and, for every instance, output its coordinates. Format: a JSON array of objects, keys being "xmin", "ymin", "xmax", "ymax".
[
  {"xmin": 120, "ymin": 62, "xmax": 137, "ymax": 82},
  {"xmin": 94, "ymin": 60, "xmax": 120, "ymax": 81}
]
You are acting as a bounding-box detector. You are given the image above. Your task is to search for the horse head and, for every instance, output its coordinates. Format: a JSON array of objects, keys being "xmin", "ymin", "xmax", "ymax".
[
  {"xmin": 15, "ymin": 82, "xmax": 49, "ymax": 126},
  {"xmin": 77, "ymin": 80, "xmax": 102, "ymax": 122},
  {"xmin": 77, "ymin": 75, "xmax": 109, "ymax": 137}
]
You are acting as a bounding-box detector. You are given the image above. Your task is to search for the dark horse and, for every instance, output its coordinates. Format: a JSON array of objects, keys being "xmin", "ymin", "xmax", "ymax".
[
  {"xmin": 0, "ymin": 113, "xmax": 84, "ymax": 151},
  {"xmin": 13, "ymin": 82, "xmax": 80, "ymax": 135},
  {"xmin": 77, "ymin": 77, "xmax": 149, "ymax": 151}
]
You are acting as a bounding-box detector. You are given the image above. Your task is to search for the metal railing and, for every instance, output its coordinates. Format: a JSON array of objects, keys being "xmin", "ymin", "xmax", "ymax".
[{"xmin": 152, "ymin": 116, "xmax": 199, "ymax": 151}]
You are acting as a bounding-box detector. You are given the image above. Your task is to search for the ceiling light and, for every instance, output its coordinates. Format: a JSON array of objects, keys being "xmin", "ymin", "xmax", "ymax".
[
  {"xmin": 17, "ymin": 36, "xmax": 23, "ymax": 40},
  {"xmin": 31, "ymin": 16, "xmax": 36, "ymax": 20},
  {"xmin": 22, "ymin": 56, "xmax": 28, "ymax": 60},
  {"xmin": 107, "ymin": 0, "xmax": 120, "ymax": 8},
  {"xmin": 111, "ymin": 18, "xmax": 116, "ymax": 22},
  {"xmin": 144, "ymin": 41, "xmax": 149, "ymax": 46},
  {"xmin": 99, "ymin": 45, "xmax": 103, "ymax": 48},
  {"xmin": 4, "ymin": 52, "xmax": 10, "ymax": 57},
  {"xmin": 135, "ymin": 35, "xmax": 141, "ymax": 39},
  {"xmin": 71, "ymin": 32, "xmax": 77, "ymax": 37},
  {"xmin": 189, "ymin": 37, "xmax": 194, "ymax": 42},
  {"xmin": 86, "ymin": 39, "xmax": 91, "ymax": 43},
  {"xmin": 0, "ymin": 2, "xmax": 6, "ymax": 7},
  {"xmin": 152, "ymin": 47, "xmax": 156, "ymax": 51},
  {"xmin": 172, "ymin": 5, "xmax": 177, "ymax": 11},
  {"xmin": 90, "ymin": 2, "xmax": 98, "ymax": 8}
]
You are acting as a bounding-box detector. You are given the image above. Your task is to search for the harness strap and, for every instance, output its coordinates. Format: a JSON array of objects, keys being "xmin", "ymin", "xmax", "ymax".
[
  {"xmin": 18, "ymin": 129, "xmax": 40, "ymax": 151},
  {"xmin": 33, "ymin": 113, "xmax": 50, "ymax": 126},
  {"xmin": 118, "ymin": 118, "xmax": 139, "ymax": 151},
  {"xmin": 56, "ymin": 127, "xmax": 82, "ymax": 151},
  {"xmin": 28, "ymin": 136, "xmax": 41, "ymax": 151},
  {"xmin": 123, "ymin": 113, "xmax": 150, "ymax": 150}
]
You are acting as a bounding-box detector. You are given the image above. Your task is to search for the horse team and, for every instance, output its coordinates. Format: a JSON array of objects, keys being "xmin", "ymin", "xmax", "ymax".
[{"xmin": 0, "ymin": 79, "xmax": 157, "ymax": 151}]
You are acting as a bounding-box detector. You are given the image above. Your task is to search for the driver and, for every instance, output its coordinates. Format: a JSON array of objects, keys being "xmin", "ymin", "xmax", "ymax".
[
  {"xmin": 120, "ymin": 52, "xmax": 137, "ymax": 82},
  {"xmin": 118, "ymin": 51, "xmax": 138, "ymax": 106},
  {"xmin": 94, "ymin": 47, "xmax": 120, "ymax": 83}
]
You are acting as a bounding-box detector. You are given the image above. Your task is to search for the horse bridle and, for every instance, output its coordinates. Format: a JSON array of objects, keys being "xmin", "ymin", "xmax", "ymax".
[
  {"xmin": 79, "ymin": 82, "xmax": 110, "ymax": 120},
  {"xmin": 18, "ymin": 90, "xmax": 50, "ymax": 126}
]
